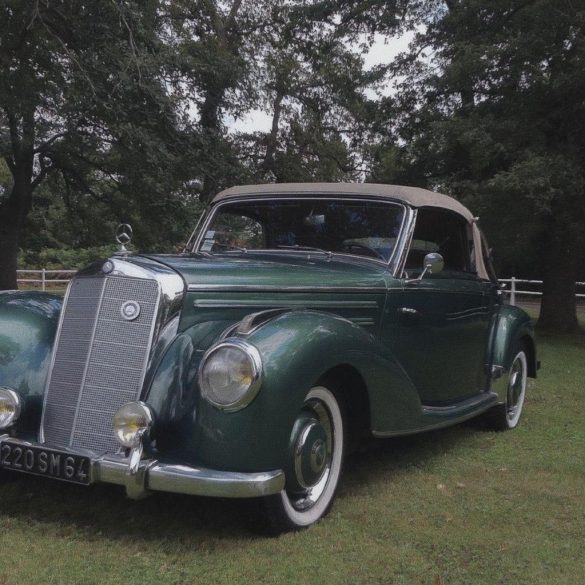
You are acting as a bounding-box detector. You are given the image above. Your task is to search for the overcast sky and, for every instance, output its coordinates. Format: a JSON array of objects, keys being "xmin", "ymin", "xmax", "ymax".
[{"xmin": 228, "ymin": 31, "xmax": 414, "ymax": 133}]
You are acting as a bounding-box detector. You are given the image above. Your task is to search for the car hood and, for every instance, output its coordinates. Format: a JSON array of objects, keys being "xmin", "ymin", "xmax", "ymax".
[{"xmin": 141, "ymin": 253, "xmax": 391, "ymax": 290}]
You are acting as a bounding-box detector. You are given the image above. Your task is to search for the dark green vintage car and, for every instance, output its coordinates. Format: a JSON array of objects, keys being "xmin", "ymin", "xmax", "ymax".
[{"xmin": 0, "ymin": 183, "xmax": 536, "ymax": 533}]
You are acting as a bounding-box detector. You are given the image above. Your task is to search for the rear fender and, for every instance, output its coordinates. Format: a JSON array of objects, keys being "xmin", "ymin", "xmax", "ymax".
[{"xmin": 490, "ymin": 304, "xmax": 536, "ymax": 402}]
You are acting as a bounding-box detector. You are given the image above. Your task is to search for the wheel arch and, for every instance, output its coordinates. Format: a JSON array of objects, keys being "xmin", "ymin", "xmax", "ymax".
[
  {"xmin": 317, "ymin": 363, "xmax": 371, "ymax": 451},
  {"xmin": 519, "ymin": 334, "xmax": 537, "ymax": 378}
]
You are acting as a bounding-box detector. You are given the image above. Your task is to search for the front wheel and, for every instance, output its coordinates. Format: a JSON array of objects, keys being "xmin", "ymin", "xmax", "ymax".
[{"xmin": 254, "ymin": 385, "xmax": 345, "ymax": 534}]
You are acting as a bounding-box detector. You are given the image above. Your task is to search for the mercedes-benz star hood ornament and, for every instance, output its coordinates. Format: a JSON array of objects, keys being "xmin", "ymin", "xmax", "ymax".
[{"xmin": 116, "ymin": 223, "xmax": 133, "ymax": 253}]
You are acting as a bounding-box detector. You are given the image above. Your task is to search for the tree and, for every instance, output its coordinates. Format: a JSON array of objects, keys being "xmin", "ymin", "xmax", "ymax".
[
  {"xmin": 162, "ymin": 0, "xmax": 273, "ymax": 200},
  {"xmin": 0, "ymin": 0, "xmax": 198, "ymax": 290},
  {"xmin": 234, "ymin": 1, "xmax": 405, "ymax": 183},
  {"xmin": 370, "ymin": 0, "xmax": 585, "ymax": 333}
]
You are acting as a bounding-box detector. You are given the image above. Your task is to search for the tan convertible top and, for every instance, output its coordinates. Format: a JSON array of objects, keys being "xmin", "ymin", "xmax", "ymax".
[
  {"xmin": 213, "ymin": 183, "xmax": 475, "ymax": 222},
  {"xmin": 212, "ymin": 183, "xmax": 489, "ymax": 279}
]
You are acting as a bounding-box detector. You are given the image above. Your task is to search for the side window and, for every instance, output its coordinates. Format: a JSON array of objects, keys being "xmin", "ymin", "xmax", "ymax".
[{"xmin": 405, "ymin": 208, "xmax": 474, "ymax": 278}]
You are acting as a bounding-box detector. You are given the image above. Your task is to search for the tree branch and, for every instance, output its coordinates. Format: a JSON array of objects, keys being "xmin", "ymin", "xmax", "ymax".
[{"xmin": 34, "ymin": 132, "xmax": 69, "ymax": 154}]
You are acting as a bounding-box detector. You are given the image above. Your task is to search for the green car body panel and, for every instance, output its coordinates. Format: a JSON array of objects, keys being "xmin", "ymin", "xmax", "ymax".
[{"xmin": 0, "ymin": 184, "xmax": 537, "ymax": 523}]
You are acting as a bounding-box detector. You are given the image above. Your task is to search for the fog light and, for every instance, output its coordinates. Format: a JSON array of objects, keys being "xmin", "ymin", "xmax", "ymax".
[
  {"xmin": 112, "ymin": 402, "xmax": 153, "ymax": 448},
  {"xmin": 0, "ymin": 387, "xmax": 22, "ymax": 429}
]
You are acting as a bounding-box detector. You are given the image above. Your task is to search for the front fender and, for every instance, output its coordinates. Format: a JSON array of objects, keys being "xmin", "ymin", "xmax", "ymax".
[
  {"xmin": 0, "ymin": 292, "xmax": 62, "ymax": 431},
  {"xmin": 181, "ymin": 310, "xmax": 420, "ymax": 472}
]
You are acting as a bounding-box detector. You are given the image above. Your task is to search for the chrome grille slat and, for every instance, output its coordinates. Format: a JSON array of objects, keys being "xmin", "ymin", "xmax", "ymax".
[{"xmin": 42, "ymin": 275, "xmax": 160, "ymax": 453}]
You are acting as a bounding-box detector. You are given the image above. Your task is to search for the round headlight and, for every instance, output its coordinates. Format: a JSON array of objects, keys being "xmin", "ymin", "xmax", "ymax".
[
  {"xmin": 112, "ymin": 402, "xmax": 153, "ymax": 448},
  {"xmin": 198, "ymin": 340, "xmax": 262, "ymax": 412},
  {"xmin": 0, "ymin": 387, "xmax": 22, "ymax": 430}
]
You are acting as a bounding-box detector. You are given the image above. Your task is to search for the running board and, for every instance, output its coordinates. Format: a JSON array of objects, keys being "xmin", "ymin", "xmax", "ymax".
[
  {"xmin": 422, "ymin": 392, "xmax": 499, "ymax": 418},
  {"xmin": 372, "ymin": 392, "xmax": 500, "ymax": 438}
]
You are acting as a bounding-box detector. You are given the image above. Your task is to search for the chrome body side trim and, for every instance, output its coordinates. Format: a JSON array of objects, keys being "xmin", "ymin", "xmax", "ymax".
[
  {"xmin": 421, "ymin": 391, "xmax": 498, "ymax": 416},
  {"xmin": 188, "ymin": 284, "xmax": 387, "ymax": 293},
  {"xmin": 235, "ymin": 308, "xmax": 291, "ymax": 335},
  {"xmin": 0, "ymin": 435, "xmax": 285, "ymax": 499},
  {"xmin": 193, "ymin": 299, "xmax": 380, "ymax": 308}
]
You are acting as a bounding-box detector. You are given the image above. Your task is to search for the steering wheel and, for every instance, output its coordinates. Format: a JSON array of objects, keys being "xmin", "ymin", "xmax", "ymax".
[{"xmin": 341, "ymin": 241, "xmax": 386, "ymax": 261}]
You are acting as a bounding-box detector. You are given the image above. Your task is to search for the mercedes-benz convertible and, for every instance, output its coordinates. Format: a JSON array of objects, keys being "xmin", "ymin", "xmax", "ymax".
[{"xmin": 0, "ymin": 183, "xmax": 536, "ymax": 533}]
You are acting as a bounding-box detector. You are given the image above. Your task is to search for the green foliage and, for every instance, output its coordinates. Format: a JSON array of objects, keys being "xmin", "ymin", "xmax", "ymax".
[
  {"xmin": 18, "ymin": 246, "xmax": 117, "ymax": 271},
  {"xmin": 0, "ymin": 0, "xmax": 208, "ymax": 281}
]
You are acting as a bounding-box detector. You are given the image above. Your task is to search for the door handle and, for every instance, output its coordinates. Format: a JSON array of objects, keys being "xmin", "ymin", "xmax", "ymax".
[{"xmin": 397, "ymin": 307, "xmax": 421, "ymax": 316}]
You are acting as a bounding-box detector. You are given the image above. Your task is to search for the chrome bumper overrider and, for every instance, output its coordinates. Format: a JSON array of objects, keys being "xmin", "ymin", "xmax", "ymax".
[{"xmin": 0, "ymin": 435, "xmax": 285, "ymax": 500}]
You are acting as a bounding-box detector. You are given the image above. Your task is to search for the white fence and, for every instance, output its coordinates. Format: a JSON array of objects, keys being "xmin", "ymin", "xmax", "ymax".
[
  {"xmin": 16, "ymin": 269, "xmax": 77, "ymax": 291},
  {"xmin": 497, "ymin": 278, "xmax": 585, "ymax": 306}
]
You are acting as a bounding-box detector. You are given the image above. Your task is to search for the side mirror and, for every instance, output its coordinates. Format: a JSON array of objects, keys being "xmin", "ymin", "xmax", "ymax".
[
  {"xmin": 423, "ymin": 252, "xmax": 444, "ymax": 276},
  {"xmin": 405, "ymin": 252, "xmax": 444, "ymax": 283}
]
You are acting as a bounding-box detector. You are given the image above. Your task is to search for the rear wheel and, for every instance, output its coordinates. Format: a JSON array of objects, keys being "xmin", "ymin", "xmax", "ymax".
[
  {"xmin": 485, "ymin": 347, "xmax": 528, "ymax": 430},
  {"xmin": 255, "ymin": 385, "xmax": 345, "ymax": 534}
]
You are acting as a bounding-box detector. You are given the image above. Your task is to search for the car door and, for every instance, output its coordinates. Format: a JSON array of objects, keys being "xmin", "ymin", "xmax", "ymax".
[{"xmin": 383, "ymin": 207, "xmax": 494, "ymax": 404}]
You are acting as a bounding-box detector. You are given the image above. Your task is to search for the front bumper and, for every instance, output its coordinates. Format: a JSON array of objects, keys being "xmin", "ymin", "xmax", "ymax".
[{"xmin": 0, "ymin": 435, "xmax": 285, "ymax": 500}]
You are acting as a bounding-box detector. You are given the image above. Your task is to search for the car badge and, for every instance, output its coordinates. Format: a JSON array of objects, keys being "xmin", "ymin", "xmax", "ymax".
[
  {"xmin": 116, "ymin": 223, "xmax": 133, "ymax": 253},
  {"xmin": 120, "ymin": 300, "xmax": 141, "ymax": 321},
  {"xmin": 102, "ymin": 260, "xmax": 114, "ymax": 274}
]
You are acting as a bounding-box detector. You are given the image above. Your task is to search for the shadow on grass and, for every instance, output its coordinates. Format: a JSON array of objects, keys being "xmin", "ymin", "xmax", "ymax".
[
  {"xmin": 0, "ymin": 422, "xmax": 479, "ymax": 544},
  {"xmin": 343, "ymin": 422, "xmax": 479, "ymax": 490}
]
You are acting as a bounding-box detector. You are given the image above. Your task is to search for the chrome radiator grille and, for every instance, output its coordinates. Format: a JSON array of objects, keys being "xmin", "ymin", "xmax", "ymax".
[{"xmin": 42, "ymin": 275, "xmax": 160, "ymax": 453}]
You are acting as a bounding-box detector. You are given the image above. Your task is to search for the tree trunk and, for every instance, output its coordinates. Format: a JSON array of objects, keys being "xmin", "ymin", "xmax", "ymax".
[
  {"xmin": 0, "ymin": 158, "xmax": 35, "ymax": 291},
  {"xmin": 0, "ymin": 206, "xmax": 21, "ymax": 290},
  {"xmin": 259, "ymin": 89, "xmax": 284, "ymax": 177},
  {"xmin": 199, "ymin": 83, "xmax": 226, "ymax": 203},
  {"xmin": 537, "ymin": 225, "xmax": 582, "ymax": 334}
]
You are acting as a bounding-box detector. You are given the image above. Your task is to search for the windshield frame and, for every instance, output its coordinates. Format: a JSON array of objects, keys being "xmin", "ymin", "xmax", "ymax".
[{"xmin": 188, "ymin": 195, "xmax": 410, "ymax": 272}]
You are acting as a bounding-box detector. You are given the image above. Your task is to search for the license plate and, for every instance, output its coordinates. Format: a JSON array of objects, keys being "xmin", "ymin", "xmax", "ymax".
[{"xmin": 0, "ymin": 441, "xmax": 90, "ymax": 485}]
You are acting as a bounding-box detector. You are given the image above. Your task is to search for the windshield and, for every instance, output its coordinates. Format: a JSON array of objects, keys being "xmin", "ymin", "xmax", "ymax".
[{"xmin": 196, "ymin": 198, "xmax": 405, "ymax": 262}]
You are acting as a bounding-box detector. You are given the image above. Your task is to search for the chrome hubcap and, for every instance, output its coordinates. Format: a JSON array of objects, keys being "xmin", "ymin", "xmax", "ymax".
[
  {"xmin": 289, "ymin": 399, "xmax": 334, "ymax": 511},
  {"xmin": 310, "ymin": 438, "xmax": 327, "ymax": 473}
]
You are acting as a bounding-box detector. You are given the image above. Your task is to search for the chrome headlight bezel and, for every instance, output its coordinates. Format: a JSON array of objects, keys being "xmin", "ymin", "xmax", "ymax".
[
  {"xmin": 198, "ymin": 339, "xmax": 263, "ymax": 412},
  {"xmin": 0, "ymin": 387, "xmax": 22, "ymax": 430},
  {"xmin": 112, "ymin": 401, "xmax": 154, "ymax": 449}
]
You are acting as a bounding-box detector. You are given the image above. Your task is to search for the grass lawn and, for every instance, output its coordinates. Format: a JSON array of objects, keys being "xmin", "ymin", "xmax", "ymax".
[{"xmin": 1, "ymin": 331, "xmax": 584, "ymax": 585}]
